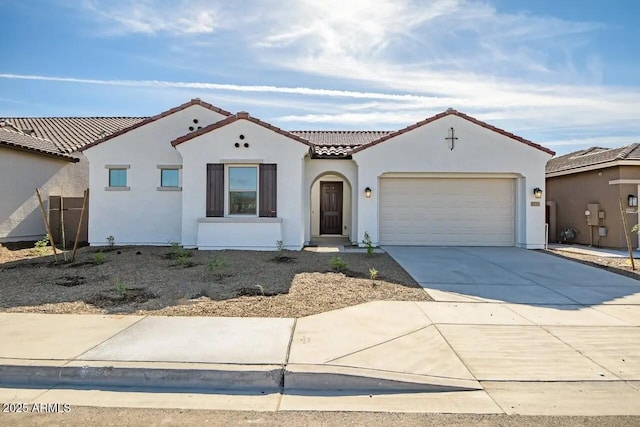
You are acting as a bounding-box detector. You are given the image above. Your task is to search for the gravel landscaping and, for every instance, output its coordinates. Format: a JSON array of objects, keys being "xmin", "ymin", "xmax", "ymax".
[
  {"xmin": 544, "ymin": 248, "xmax": 640, "ymax": 280},
  {"xmin": 0, "ymin": 244, "xmax": 431, "ymax": 317}
]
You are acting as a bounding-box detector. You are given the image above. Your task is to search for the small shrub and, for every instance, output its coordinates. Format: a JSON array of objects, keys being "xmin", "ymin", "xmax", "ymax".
[
  {"xmin": 369, "ymin": 267, "xmax": 378, "ymax": 281},
  {"xmin": 207, "ymin": 255, "xmax": 228, "ymax": 272},
  {"xmin": 175, "ymin": 253, "xmax": 192, "ymax": 267},
  {"xmin": 256, "ymin": 284, "xmax": 265, "ymax": 296},
  {"xmin": 106, "ymin": 235, "xmax": 115, "ymax": 247},
  {"xmin": 33, "ymin": 235, "xmax": 50, "ymax": 256},
  {"xmin": 168, "ymin": 241, "xmax": 190, "ymax": 259},
  {"xmin": 114, "ymin": 279, "xmax": 127, "ymax": 297},
  {"xmin": 363, "ymin": 231, "xmax": 374, "ymax": 256},
  {"xmin": 94, "ymin": 252, "xmax": 105, "ymax": 265},
  {"xmin": 275, "ymin": 240, "xmax": 284, "ymax": 259},
  {"xmin": 330, "ymin": 256, "xmax": 348, "ymax": 272}
]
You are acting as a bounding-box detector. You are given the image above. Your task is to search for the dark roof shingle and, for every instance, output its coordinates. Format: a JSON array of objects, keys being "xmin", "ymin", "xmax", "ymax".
[{"xmin": 546, "ymin": 144, "xmax": 640, "ymax": 174}]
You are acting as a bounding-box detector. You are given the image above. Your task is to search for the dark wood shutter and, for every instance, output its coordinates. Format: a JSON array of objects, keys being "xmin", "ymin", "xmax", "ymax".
[
  {"xmin": 259, "ymin": 164, "xmax": 277, "ymax": 217},
  {"xmin": 206, "ymin": 164, "xmax": 224, "ymax": 217}
]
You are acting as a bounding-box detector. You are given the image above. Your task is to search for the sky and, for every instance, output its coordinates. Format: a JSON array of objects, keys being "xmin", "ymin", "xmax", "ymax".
[{"xmin": 1, "ymin": 0, "xmax": 639, "ymax": 155}]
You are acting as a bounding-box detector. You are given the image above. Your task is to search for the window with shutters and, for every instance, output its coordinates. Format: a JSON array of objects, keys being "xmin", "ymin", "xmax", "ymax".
[{"xmin": 206, "ymin": 163, "xmax": 277, "ymax": 218}]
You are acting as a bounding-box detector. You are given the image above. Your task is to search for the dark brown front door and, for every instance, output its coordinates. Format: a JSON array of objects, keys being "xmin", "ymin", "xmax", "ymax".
[{"xmin": 320, "ymin": 182, "xmax": 343, "ymax": 235}]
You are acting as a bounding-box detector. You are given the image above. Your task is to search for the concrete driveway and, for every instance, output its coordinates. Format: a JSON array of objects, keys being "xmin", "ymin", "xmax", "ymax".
[{"xmin": 384, "ymin": 246, "xmax": 640, "ymax": 306}]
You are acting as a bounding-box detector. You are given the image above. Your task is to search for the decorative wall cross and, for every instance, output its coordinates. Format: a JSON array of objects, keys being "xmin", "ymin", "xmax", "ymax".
[{"xmin": 445, "ymin": 127, "xmax": 458, "ymax": 151}]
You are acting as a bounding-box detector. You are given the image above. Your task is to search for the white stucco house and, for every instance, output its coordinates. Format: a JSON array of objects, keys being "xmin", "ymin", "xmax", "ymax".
[
  {"xmin": 80, "ymin": 98, "xmax": 554, "ymax": 250},
  {"xmin": 0, "ymin": 117, "xmax": 142, "ymax": 243}
]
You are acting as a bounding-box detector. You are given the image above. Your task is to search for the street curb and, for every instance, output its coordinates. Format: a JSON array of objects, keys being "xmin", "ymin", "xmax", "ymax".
[
  {"xmin": 284, "ymin": 364, "xmax": 482, "ymax": 392},
  {"xmin": 0, "ymin": 363, "xmax": 283, "ymax": 391}
]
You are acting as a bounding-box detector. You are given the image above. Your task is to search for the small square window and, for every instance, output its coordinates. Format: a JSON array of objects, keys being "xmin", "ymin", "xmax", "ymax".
[
  {"xmin": 161, "ymin": 169, "xmax": 179, "ymax": 187},
  {"xmin": 109, "ymin": 169, "xmax": 127, "ymax": 187}
]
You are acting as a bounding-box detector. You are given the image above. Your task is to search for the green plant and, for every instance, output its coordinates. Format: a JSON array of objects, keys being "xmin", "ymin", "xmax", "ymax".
[
  {"xmin": 256, "ymin": 284, "xmax": 265, "ymax": 296},
  {"xmin": 114, "ymin": 279, "xmax": 127, "ymax": 297},
  {"xmin": 207, "ymin": 255, "xmax": 228, "ymax": 272},
  {"xmin": 33, "ymin": 235, "xmax": 50, "ymax": 256},
  {"xmin": 93, "ymin": 252, "xmax": 105, "ymax": 265},
  {"xmin": 363, "ymin": 231, "xmax": 374, "ymax": 256},
  {"xmin": 329, "ymin": 256, "xmax": 348, "ymax": 272},
  {"xmin": 275, "ymin": 240, "xmax": 285, "ymax": 259},
  {"xmin": 106, "ymin": 235, "xmax": 115, "ymax": 247},
  {"xmin": 176, "ymin": 253, "xmax": 191, "ymax": 266},
  {"xmin": 369, "ymin": 267, "xmax": 378, "ymax": 281},
  {"xmin": 169, "ymin": 241, "xmax": 189, "ymax": 259}
]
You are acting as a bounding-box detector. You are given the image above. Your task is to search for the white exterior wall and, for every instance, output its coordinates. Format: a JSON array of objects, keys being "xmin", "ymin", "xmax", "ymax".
[
  {"xmin": 304, "ymin": 159, "xmax": 358, "ymax": 244},
  {"xmin": 353, "ymin": 115, "xmax": 551, "ymax": 249},
  {"xmin": 177, "ymin": 119, "xmax": 309, "ymax": 250},
  {"xmin": 83, "ymin": 105, "xmax": 227, "ymax": 246},
  {"xmin": 0, "ymin": 148, "xmax": 87, "ymax": 242}
]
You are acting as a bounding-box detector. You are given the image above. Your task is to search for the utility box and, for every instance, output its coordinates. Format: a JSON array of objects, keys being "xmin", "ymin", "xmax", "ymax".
[
  {"xmin": 587, "ymin": 203, "xmax": 600, "ymax": 226},
  {"xmin": 598, "ymin": 211, "xmax": 605, "ymax": 219},
  {"xmin": 599, "ymin": 226, "xmax": 607, "ymax": 237}
]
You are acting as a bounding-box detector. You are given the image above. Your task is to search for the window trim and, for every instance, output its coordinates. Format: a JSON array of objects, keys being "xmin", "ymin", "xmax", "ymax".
[
  {"xmin": 106, "ymin": 166, "xmax": 129, "ymax": 190},
  {"xmin": 226, "ymin": 165, "xmax": 259, "ymax": 217},
  {"xmin": 158, "ymin": 167, "xmax": 181, "ymax": 190}
]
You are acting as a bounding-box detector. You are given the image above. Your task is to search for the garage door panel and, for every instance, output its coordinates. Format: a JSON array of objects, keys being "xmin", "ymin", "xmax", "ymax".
[{"xmin": 379, "ymin": 178, "xmax": 515, "ymax": 246}]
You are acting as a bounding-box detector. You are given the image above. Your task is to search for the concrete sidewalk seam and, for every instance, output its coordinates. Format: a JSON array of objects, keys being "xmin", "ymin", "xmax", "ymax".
[
  {"xmin": 68, "ymin": 315, "xmax": 148, "ymax": 363},
  {"xmin": 277, "ymin": 318, "xmax": 297, "ymax": 411},
  {"xmin": 322, "ymin": 325, "xmax": 430, "ymax": 364},
  {"xmin": 539, "ymin": 325, "xmax": 623, "ymax": 381}
]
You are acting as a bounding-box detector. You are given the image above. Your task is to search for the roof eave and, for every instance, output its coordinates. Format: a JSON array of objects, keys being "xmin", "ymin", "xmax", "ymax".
[
  {"xmin": 79, "ymin": 99, "xmax": 232, "ymax": 152},
  {"xmin": 0, "ymin": 141, "xmax": 78, "ymax": 162},
  {"xmin": 352, "ymin": 110, "xmax": 555, "ymax": 156},
  {"xmin": 171, "ymin": 112, "xmax": 313, "ymax": 148},
  {"xmin": 545, "ymin": 159, "xmax": 640, "ymax": 177}
]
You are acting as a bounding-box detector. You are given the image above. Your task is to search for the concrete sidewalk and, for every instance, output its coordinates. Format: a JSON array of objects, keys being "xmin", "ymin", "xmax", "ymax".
[{"xmin": 1, "ymin": 299, "xmax": 640, "ymax": 415}]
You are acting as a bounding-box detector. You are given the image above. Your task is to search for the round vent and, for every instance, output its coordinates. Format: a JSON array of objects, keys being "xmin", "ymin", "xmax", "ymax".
[
  {"xmin": 234, "ymin": 142, "xmax": 240, "ymax": 148},
  {"xmin": 189, "ymin": 126, "xmax": 194, "ymax": 131},
  {"xmin": 193, "ymin": 119, "xmax": 199, "ymax": 124},
  {"xmin": 244, "ymin": 143, "xmax": 249, "ymax": 148},
  {"xmin": 239, "ymin": 134, "xmax": 245, "ymax": 140}
]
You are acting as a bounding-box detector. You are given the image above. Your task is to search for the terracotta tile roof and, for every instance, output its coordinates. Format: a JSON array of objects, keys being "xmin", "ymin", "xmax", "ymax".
[
  {"xmin": 288, "ymin": 130, "xmax": 392, "ymax": 158},
  {"xmin": 0, "ymin": 117, "xmax": 144, "ymax": 153},
  {"xmin": 546, "ymin": 143, "xmax": 640, "ymax": 174},
  {"xmin": 290, "ymin": 130, "xmax": 392, "ymax": 146},
  {"xmin": 351, "ymin": 108, "xmax": 555, "ymax": 156},
  {"xmin": 80, "ymin": 99, "xmax": 232, "ymax": 152},
  {"xmin": 171, "ymin": 112, "xmax": 313, "ymax": 148},
  {"xmin": 0, "ymin": 127, "xmax": 77, "ymax": 162}
]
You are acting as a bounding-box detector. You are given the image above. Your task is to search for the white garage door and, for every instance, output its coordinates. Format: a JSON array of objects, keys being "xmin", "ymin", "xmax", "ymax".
[{"xmin": 379, "ymin": 178, "xmax": 515, "ymax": 246}]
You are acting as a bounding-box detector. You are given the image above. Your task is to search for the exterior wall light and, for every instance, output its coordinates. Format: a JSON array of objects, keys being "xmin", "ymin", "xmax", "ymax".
[
  {"xmin": 364, "ymin": 187, "xmax": 372, "ymax": 198},
  {"xmin": 628, "ymin": 194, "xmax": 638, "ymax": 207},
  {"xmin": 533, "ymin": 187, "xmax": 543, "ymax": 199}
]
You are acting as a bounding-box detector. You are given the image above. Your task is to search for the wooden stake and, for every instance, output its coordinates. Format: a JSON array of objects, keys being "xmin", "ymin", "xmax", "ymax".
[
  {"xmin": 35, "ymin": 188, "xmax": 58, "ymax": 262},
  {"xmin": 60, "ymin": 192, "xmax": 67, "ymax": 261},
  {"xmin": 71, "ymin": 189, "xmax": 89, "ymax": 262},
  {"xmin": 619, "ymin": 198, "xmax": 635, "ymax": 270}
]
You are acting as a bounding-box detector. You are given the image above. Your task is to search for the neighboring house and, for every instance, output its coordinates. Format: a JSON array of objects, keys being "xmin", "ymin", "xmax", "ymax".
[
  {"xmin": 0, "ymin": 117, "xmax": 143, "ymax": 243},
  {"xmin": 546, "ymin": 144, "xmax": 640, "ymax": 249},
  {"xmin": 81, "ymin": 98, "xmax": 553, "ymax": 250}
]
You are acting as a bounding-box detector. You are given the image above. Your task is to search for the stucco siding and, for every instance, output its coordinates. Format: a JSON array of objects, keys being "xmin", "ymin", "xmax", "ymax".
[
  {"xmin": 0, "ymin": 147, "xmax": 87, "ymax": 242},
  {"xmin": 83, "ymin": 105, "xmax": 228, "ymax": 246},
  {"xmin": 547, "ymin": 166, "xmax": 639, "ymax": 248},
  {"xmin": 304, "ymin": 159, "xmax": 357, "ymax": 243},
  {"xmin": 353, "ymin": 114, "xmax": 550, "ymax": 249},
  {"xmin": 176, "ymin": 119, "xmax": 309, "ymax": 250}
]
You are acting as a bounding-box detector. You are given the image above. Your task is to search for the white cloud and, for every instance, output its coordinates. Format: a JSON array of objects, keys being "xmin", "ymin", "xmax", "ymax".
[{"xmin": 80, "ymin": 0, "xmax": 218, "ymax": 35}]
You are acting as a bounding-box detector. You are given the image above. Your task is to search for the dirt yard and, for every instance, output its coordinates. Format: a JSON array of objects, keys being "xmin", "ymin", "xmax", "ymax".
[
  {"xmin": 544, "ymin": 248, "xmax": 640, "ymax": 280},
  {"xmin": 0, "ymin": 244, "xmax": 431, "ymax": 317}
]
